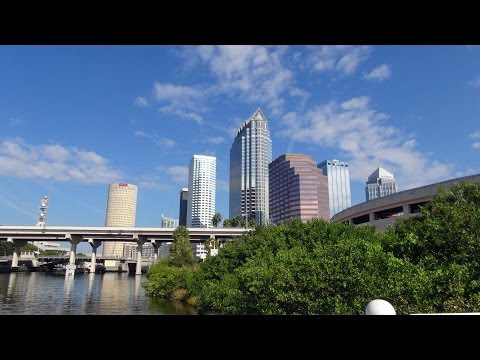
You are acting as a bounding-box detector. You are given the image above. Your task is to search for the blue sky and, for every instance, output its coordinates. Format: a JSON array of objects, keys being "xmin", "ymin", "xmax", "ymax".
[{"xmin": 1, "ymin": 45, "xmax": 479, "ymax": 252}]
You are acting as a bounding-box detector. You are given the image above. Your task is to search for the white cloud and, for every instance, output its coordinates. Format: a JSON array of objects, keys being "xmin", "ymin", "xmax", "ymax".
[
  {"xmin": 157, "ymin": 106, "xmax": 203, "ymax": 125},
  {"xmin": 308, "ymin": 46, "xmax": 371, "ymax": 75},
  {"xmin": 278, "ymin": 96, "xmax": 453, "ymax": 190},
  {"xmin": 468, "ymin": 76, "xmax": 480, "ymax": 88},
  {"xmin": 153, "ymin": 82, "xmax": 207, "ymax": 125},
  {"xmin": 455, "ymin": 168, "xmax": 477, "ymax": 177},
  {"xmin": 470, "ymin": 130, "xmax": 480, "ymax": 139},
  {"xmin": 364, "ymin": 64, "xmax": 391, "ymax": 81},
  {"xmin": 189, "ymin": 45, "xmax": 294, "ymax": 115},
  {"xmin": 341, "ymin": 96, "xmax": 370, "ymax": 110},
  {"xmin": 134, "ymin": 96, "xmax": 149, "ymax": 108},
  {"xmin": 43, "ymin": 145, "xmax": 70, "ymax": 162},
  {"xmin": 153, "ymin": 82, "xmax": 204, "ymax": 103},
  {"xmin": 9, "ymin": 117, "xmax": 23, "ymax": 126},
  {"xmin": 166, "ymin": 166, "xmax": 189, "ymax": 184},
  {"xmin": 470, "ymin": 130, "xmax": 480, "ymax": 149},
  {"xmin": 205, "ymin": 136, "xmax": 225, "ymax": 144},
  {"xmin": 134, "ymin": 130, "xmax": 176, "ymax": 148},
  {"xmin": 0, "ymin": 138, "xmax": 122, "ymax": 184}
]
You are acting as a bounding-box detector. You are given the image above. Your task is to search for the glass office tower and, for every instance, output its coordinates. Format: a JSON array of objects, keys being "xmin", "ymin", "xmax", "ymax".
[{"xmin": 230, "ymin": 108, "xmax": 272, "ymax": 225}]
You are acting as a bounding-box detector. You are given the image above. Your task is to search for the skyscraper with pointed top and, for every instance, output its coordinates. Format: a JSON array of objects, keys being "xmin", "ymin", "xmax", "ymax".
[
  {"xmin": 365, "ymin": 167, "xmax": 397, "ymax": 201},
  {"xmin": 230, "ymin": 108, "xmax": 272, "ymax": 225}
]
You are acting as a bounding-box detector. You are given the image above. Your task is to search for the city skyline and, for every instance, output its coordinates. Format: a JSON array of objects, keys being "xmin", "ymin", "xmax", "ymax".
[{"xmin": 0, "ymin": 46, "xmax": 479, "ymax": 244}]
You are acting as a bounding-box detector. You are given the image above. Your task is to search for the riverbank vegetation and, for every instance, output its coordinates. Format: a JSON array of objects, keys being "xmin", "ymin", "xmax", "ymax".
[{"xmin": 145, "ymin": 182, "xmax": 480, "ymax": 314}]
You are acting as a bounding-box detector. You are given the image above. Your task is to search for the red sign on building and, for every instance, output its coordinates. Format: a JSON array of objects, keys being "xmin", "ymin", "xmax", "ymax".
[{"xmin": 119, "ymin": 183, "xmax": 128, "ymax": 187}]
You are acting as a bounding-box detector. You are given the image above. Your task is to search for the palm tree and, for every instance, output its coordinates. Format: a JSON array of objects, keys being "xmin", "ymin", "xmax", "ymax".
[{"xmin": 212, "ymin": 212, "xmax": 222, "ymax": 227}]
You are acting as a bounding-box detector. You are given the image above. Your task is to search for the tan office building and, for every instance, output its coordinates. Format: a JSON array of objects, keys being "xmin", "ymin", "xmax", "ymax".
[{"xmin": 103, "ymin": 182, "xmax": 138, "ymax": 258}]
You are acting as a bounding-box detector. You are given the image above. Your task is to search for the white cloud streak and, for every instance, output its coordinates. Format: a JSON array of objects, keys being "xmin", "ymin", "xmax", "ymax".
[
  {"xmin": 308, "ymin": 46, "xmax": 371, "ymax": 75},
  {"xmin": 364, "ymin": 64, "xmax": 391, "ymax": 81},
  {"xmin": 0, "ymin": 138, "xmax": 122, "ymax": 184},
  {"xmin": 468, "ymin": 76, "xmax": 480, "ymax": 88},
  {"xmin": 166, "ymin": 166, "xmax": 189, "ymax": 184},
  {"xmin": 278, "ymin": 96, "xmax": 453, "ymax": 190},
  {"xmin": 188, "ymin": 45, "xmax": 294, "ymax": 115},
  {"xmin": 471, "ymin": 130, "xmax": 480, "ymax": 149},
  {"xmin": 134, "ymin": 130, "xmax": 176, "ymax": 148},
  {"xmin": 134, "ymin": 96, "xmax": 149, "ymax": 108},
  {"xmin": 153, "ymin": 82, "xmax": 206, "ymax": 125}
]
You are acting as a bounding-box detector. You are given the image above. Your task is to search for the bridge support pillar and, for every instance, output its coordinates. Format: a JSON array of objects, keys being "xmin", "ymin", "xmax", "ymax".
[
  {"xmin": 150, "ymin": 240, "xmax": 160, "ymax": 262},
  {"xmin": 403, "ymin": 204, "xmax": 410, "ymax": 215},
  {"xmin": 88, "ymin": 239, "xmax": 102, "ymax": 274},
  {"xmin": 134, "ymin": 234, "xmax": 146, "ymax": 275},
  {"xmin": 369, "ymin": 212, "xmax": 375, "ymax": 222},
  {"xmin": 7, "ymin": 238, "xmax": 28, "ymax": 270},
  {"xmin": 65, "ymin": 233, "xmax": 83, "ymax": 266}
]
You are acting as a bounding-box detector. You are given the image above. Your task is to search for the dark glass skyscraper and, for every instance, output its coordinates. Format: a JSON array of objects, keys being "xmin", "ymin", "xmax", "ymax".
[
  {"xmin": 230, "ymin": 108, "xmax": 272, "ymax": 225},
  {"xmin": 178, "ymin": 188, "xmax": 188, "ymax": 226},
  {"xmin": 269, "ymin": 154, "xmax": 329, "ymax": 224}
]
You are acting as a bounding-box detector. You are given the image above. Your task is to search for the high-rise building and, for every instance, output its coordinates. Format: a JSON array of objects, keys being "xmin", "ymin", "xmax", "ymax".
[
  {"xmin": 269, "ymin": 154, "xmax": 329, "ymax": 224},
  {"xmin": 103, "ymin": 182, "xmax": 137, "ymax": 257},
  {"xmin": 365, "ymin": 167, "xmax": 397, "ymax": 201},
  {"xmin": 178, "ymin": 188, "xmax": 188, "ymax": 226},
  {"xmin": 229, "ymin": 108, "xmax": 272, "ymax": 225},
  {"xmin": 187, "ymin": 155, "xmax": 216, "ymax": 228},
  {"xmin": 161, "ymin": 214, "xmax": 179, "ymax": 228},
  {"xmin": 317, "ymin": 160, "xmax": 351, "ymax": 218}
]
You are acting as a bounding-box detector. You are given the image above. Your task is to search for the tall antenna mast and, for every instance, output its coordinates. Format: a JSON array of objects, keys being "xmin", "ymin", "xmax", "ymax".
[{"xmin": 36, "ymin": 195, "xmax": 49, "ymax": 228}]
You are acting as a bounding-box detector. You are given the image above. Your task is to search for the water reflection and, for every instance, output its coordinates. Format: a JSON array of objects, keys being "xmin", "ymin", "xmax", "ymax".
[
  {"xmin": 6, "ymin": 273, "xmax": 16, "ymax": 299},
  {"xmin": 24, "ymin": 272, "xmax": 38, "ymax": 313},
  {"xmin": 133, "ymin": 275, "xmax": 142, "ymax": 311},
  {"xmin": 83, "ymin": 273, "xmax": 96, "ymax": 313},
  {"xmin": 0, "ymin": 273, "xmax": 196, "ymax": 315},
  {"xmin": 63, "ymin": 275, "xmax": 74, "ymax": 314}
]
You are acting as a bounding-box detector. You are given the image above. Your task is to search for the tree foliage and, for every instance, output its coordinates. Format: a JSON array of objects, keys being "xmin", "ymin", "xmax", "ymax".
[
  {"xmin": 169, "ymin": 226, "xmax": 195, "ymax": 267},
  {"xmin": 0, "ymin": 241, "xmax": 14, "ymax": 256},
  {"xmin": 212, "ymin": 212, "xmax": 222, "ymax": 227},
  {"xmin": 382, "ymin": 182, "xmax": 480, "ymax": 312},
  {"xmin": 147, "ymin": 182, "xmax": 480, "ymax": 314},
  {"xmin": 192, "ymin": 219, "xmax": 429, "ymax": 314}
]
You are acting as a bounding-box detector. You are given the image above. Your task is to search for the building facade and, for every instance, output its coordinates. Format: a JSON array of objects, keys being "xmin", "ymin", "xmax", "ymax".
[
  {"xmin": 317, "ymin": 160, "xmax": 351, "ymax": 218},
  {"xmin": 178, "ymin": 188, "xmax": 188, "ymax": 226},
  {"xmin": 365, "ymin": 167, "xmax": 397, "ymax": 201},
  {"xmin": 103, "ymin": 182, "xmax": 138, "ymax": 257},
  {"xmin": 123, "ymin": 242, "xmax": 156, "ymax": 260},
  {"xmin": 229, "ymin": 108, "xmax": 272, "ymax": 225},
  {"xmin": 187, "ymin": 155, "xmax": 216, "ymax": 228},
  {"xmin": 161, "ymin": 214, "xmax": 179, "ymax": 228},
  {"xmin": 269, "ymin": 154, "xmax": 329, "ymax": 224}
]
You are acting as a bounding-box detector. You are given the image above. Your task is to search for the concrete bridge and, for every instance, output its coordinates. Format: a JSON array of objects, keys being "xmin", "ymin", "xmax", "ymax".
[{"xmin": 0, "ymin": 226, "xmax": 250, "ymax": 275}]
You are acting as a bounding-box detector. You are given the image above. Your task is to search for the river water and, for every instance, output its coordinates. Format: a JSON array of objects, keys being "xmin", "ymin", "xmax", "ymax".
[{"xmin": 0, "ymin": 272, "xmax": 197, "ymax": 315}]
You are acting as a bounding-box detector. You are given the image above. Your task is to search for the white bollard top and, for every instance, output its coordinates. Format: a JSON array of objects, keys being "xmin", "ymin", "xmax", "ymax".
[{"xmin": 365, "ymin": 299, "xmax": 396, "ymax": 315}]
